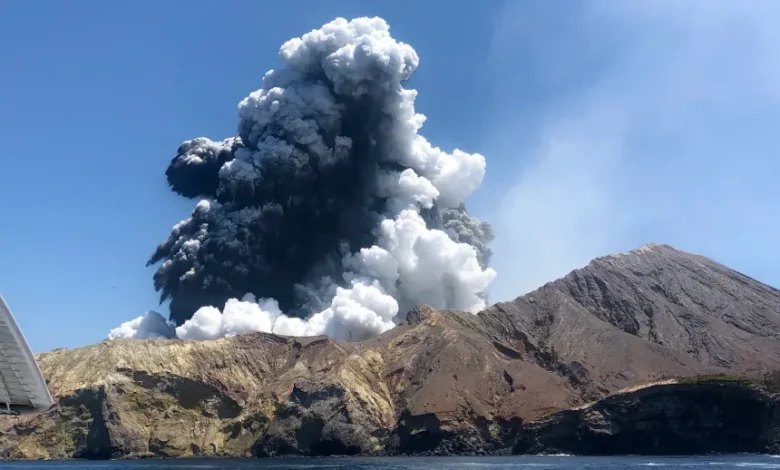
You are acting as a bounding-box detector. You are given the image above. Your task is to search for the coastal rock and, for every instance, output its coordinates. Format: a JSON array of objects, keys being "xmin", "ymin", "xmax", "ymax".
[
  {"xmin": 516, "ymin": 379, "xmax": 780, "ymax": 455},
  {"xmin": 1, "ymin": 244, "xmax": 779, "ymax": 459}
]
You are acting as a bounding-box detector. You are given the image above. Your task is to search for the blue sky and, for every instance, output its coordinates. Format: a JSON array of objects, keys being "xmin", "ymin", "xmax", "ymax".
[{"xmin": 1, "ymin": 1, "xmax": 778, "ymax": 352}]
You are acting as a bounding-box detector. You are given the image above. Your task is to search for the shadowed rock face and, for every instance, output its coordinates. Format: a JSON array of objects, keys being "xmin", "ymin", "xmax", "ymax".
[
  {"xmin": 2, "ymin": 244, "xmax": 780, "ymax": 459},
  {"xmin": 515, "ymin": 380, "xmax": 780, "ymax": 456}
]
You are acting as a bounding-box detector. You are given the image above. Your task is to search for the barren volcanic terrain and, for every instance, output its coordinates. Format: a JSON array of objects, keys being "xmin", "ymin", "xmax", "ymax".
[{"xmin": 2, "ymin": 244, "xmax": 780, "ymax": 459}]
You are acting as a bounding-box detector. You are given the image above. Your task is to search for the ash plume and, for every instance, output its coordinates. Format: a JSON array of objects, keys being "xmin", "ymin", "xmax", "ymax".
[{"xmin": 112, "ymin": 17, "xmax": 496, "ymax": 341}]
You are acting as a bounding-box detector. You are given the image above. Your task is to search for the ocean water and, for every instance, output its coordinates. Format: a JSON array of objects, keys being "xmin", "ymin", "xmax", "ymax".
[{"xmin": 0, "ymin": 456, "xmax": 779, "ymax": 470}]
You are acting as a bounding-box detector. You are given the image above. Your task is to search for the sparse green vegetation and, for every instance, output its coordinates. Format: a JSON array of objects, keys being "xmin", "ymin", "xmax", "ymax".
[
  {"xmin": 676, "ymin": 371, "xmax": 780, "ymax": 393},
  {"xmin": 678, "ymin": 373, "xmax": 755, "ymax": 387}
]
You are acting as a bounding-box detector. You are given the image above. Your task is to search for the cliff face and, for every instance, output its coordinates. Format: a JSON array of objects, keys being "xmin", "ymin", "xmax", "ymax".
[
  {"xmin": 516, "ymin": 379, "xmax": 780, "ymax": 455},
  {"xmin": 2, "ymin": 244, "xmax": 780, "ymax": 459},
  {"xmin": 0, "ymin": 307, "xmax": 580, "ymax": 459}
]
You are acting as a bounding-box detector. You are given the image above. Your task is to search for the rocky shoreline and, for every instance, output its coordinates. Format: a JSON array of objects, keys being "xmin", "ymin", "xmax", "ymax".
[
  {"xmin": 2, "ymin": 377, "xmax": 779, "ymax": 460},
  {"xmin": 3, "ymin": 245, "xmax": 780, "ymax": 460}
]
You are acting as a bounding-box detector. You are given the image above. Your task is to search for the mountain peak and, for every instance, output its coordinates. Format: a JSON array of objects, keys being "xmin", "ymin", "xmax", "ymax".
[
  {"xmin": 516, "ymin": 242, "xmax": 780, "ymax": 373},
  {"xmin": 633, "ymin": 242, "xmax": 676, "ymax": 254},
  {"xmin": 602, "ymin": 243, "xmax": 684, "ymax": 260}
]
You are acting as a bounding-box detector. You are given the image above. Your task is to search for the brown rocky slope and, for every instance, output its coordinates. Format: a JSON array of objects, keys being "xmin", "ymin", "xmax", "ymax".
[{"xmin": 2, "ymin": 244, "xmax": 779, "ymax": 459}]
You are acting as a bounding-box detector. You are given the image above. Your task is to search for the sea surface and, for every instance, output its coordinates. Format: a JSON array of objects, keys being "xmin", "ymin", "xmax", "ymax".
[{"xmin": 1, "ymin": 456, "xmax": 780, "ymax": 470}]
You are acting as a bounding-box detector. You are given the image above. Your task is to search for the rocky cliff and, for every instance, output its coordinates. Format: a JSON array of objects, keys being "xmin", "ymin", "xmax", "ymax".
[
  {"xmin": 2, "ymin": 244, "xmax": 779, "ymax": 459},
  {"xmin": 516, "ymin": 378, "xmax": 780, "ymax": 455},
  {"xmin": 0, "ymin": 307, "xmax": 578, "ymax": 459}
]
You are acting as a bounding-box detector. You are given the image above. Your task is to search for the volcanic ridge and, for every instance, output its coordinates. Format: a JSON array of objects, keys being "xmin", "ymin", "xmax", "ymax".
[{"xmin": 3, "ymin": 243, "xmax": 780, "ymax": 459}]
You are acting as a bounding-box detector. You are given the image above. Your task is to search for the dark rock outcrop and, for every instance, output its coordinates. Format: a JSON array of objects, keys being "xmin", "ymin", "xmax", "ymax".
[
  {"xmin": 516, "ymin": 379, "xmax": 780, "ymax": 455},
  {"xmin": 1, "ymin": 244, "xmax": 779, "ymax": 459}
]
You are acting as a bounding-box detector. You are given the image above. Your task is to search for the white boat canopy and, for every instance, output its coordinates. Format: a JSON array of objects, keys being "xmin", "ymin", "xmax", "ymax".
[{"xmin": 0, "ymin": 294, "xmax": 54, "ymax": 413}]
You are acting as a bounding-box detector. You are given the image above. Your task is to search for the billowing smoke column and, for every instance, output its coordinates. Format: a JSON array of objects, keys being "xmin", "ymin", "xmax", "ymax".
[{"xmin": 110, "ymin": 17, "xmax": 495, "ymax": 342}]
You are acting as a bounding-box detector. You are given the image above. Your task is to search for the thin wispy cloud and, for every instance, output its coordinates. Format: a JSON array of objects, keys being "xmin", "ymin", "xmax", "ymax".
[{"xmin": 486, "ymin": 0, "xmax": 780, "ymax": 301}]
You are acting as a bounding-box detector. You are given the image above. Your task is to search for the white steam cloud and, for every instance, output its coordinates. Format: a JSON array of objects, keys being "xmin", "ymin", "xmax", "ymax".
[{"xmin": 108, "ymin": 311, "xmax": 176, "ymax": 340}]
